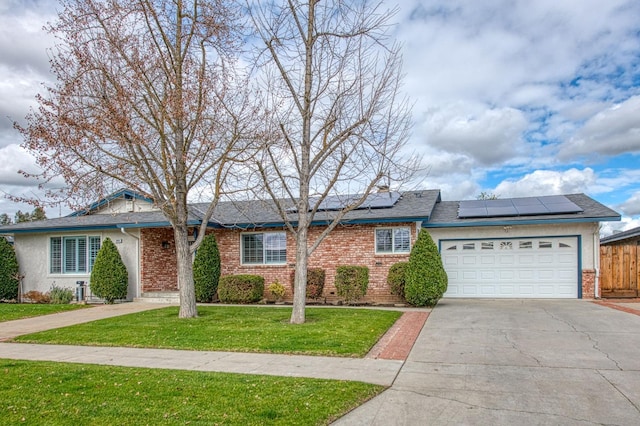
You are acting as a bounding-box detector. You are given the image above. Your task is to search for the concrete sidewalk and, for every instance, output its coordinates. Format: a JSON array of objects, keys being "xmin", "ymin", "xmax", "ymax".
[
  {"xmin": 0, "ymin": 343, "xmax": 402, "ymax": 386},
  {"xmin": 0, "ymin": 302, "xmax": 407, "ymax": 386},
  {"xmin": 0, "ymin": 302, "xmax": 167, "ymax": 341}
]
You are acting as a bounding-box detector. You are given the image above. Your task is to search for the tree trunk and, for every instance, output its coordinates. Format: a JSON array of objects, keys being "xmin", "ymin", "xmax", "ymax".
[
  {"xmin": 290, "ymin": 224, "xmax": 309, "ymax": 324},
  {"xmin": 175, "ymin": 223, "xmax": 198, "ymax": 318}
]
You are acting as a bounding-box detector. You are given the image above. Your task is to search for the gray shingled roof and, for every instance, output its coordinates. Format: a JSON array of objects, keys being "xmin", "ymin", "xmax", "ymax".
[
  {"xmin": 197, "ymin": 190, "xmax": 441, "ymax": 227},
  {"xmin": 425, "ymin": 193, "xmax": 620, "ymax": 227},
  {"xmin": 0, "ymin": 190, "xmax": 442, "ymax": 233},
  {"xmin": 600, "ymin": 226, "xmax": 640, "ymax": 245}
]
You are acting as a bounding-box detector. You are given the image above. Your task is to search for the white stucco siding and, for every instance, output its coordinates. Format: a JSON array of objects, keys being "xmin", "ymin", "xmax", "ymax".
[
  {"xmin": 14, "ymin": 229, "xmax": 140, "ymax": 301},
  {"xmin": 94, "ymin": 198, "xmax": 157, "ymax": 214},
  {"xmin": 427, "ymin": 222, "xmax": 599, "ymax": 269}
]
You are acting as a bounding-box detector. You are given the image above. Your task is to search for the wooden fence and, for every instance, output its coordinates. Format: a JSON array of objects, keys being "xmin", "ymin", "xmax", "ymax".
[{"xmin": 600, "ymin": 243, "xmax": 639, "ymax": 298}]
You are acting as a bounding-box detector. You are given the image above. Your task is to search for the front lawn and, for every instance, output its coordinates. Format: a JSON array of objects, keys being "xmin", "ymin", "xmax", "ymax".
[
  {"xmin": 13, "ymin": 306, "xmax": 402, "ymax": 357},
  {"xmin": 0, "ymin": 359, "xmax": 382, "ymax": 425},
  {"xmin": 0, "ymin": 304, "xmax": 90, "ymax": 323}
]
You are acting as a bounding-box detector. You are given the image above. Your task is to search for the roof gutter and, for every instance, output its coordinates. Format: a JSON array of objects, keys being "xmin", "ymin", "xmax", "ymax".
[{"xmin": 423, "ymin": 215, "xmax": 621, "ymax": 228}]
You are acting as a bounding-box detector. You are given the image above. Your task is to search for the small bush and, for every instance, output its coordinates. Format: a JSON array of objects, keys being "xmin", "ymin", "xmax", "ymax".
[
  {"xmin": 289, "ymin": 268, "xmax": 325, "ymax": 299},
  {"xmin": 0, "ymin": 237, "xmax": 19, "ymax": 301},
  {"xmin": 218, "ymin": 275, "xmax": 264, "ymax": 304},
  {"xmin": 335, "ymin": 266, "xmax": 369, "ymax": 303},
  {"xmin": 90, "ymin": 237, "xmax": 128, "ymax": 303},
  {"xmin": 193, "ymin": 233, "xmax": 221, "ymax": 303},
  {"xmin": 23, "ymin": 290, "xmax": 50, "ymax": 304},
  {"xmin": 49, "ymin": 285, "xmax": 74, "ymax": 304},
  {"xmin": 267, "ymin": 280, "xmax": 286, "ymax": 301},
  {"xmin": 404, "ymin": 229, "xmax": 448, "ymax": 307},
  {"xmin": 387, "ymin": 262, "xmax": 409, "ymax": 299}
]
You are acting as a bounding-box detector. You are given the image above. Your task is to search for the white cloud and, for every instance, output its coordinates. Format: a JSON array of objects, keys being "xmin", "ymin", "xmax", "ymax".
[
  {"xmin": 0, "ymin": 144, "xmax": 40, "ymax": 185},
  {"xmin": 559, "ymin": 96, "xmax": 640, "ymax": 159},
  {"xmin": 492, "ymin": 168, "xmax": 597, "ymax": 198},
  {"xmin": 418, "ymin": 102, "xmax": 528, "ymax": 165},
  {"xmin": 619, "ymin": 191, "xmax": 640, "ymax": 216},
  {"xmin": 600, "ymin": 216, "xmax": 640, "ymax": 237}
]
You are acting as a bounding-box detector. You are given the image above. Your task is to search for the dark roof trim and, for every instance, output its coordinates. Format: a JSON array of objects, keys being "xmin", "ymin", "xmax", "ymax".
[
  {"xmin": 214, "ymin": 216, "xmax": 429, "ymax": 230},
  {"xmin": 423, "ymin": 216, "xmax": 621, "ymax": 228},
  {"xmin": 68, "ymin": 189, "xmax": 154, "ymax": 217}
]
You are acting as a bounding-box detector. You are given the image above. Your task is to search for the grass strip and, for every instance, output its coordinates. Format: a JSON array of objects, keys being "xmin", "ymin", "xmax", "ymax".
[
  {"xmin": 0, "ymin": 359, "xmax": 382, "ymax": 425},
  {"xmin": 13, "ymin": 306, "xmax": 402, "ymax": 357},
  {"xmin": 0, "ymin": 304, "xmax": 90, "ymax": 323}
]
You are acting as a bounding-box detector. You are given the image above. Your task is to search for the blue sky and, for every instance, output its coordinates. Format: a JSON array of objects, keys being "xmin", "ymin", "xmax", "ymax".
[{"xmin": 1, "ymin": 0, "xmax": 639, "ymax": 235}]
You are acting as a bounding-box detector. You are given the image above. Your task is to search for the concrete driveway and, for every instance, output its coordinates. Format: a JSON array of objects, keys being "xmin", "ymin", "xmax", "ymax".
[{"xmin": 335, "ymin": 299, "xmax": 640, "ymax": 425}]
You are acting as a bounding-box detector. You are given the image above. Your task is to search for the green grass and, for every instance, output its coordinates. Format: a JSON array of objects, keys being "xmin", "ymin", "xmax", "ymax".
[
  {"xmin": 0, "ymin": 304, "xmax": 90, "ymax": 322},
  {"xmin": 0, "ymin": 359, "xmax": 383, "ymax": 425},
  {"xmin": 13, "ymin": 306, "xmax": 402, "ymax": 357}
]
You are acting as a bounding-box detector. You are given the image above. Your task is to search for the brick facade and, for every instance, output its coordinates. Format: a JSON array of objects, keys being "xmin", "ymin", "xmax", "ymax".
[
  {"xmin": 582, "ymin": 269, "xmax": 597, "ymax": 299},
  {"xmin": 140, "ymin": 223, "xmax": 416, "ymax": 304},
  {"xmin": 140, "ymin": 228, "xmax": 179, "ymax": 292}
]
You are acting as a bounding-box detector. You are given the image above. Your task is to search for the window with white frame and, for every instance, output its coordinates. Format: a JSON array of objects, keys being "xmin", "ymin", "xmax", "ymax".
[
  {"xmin": 241, "ymin": 232, "xmax": 287, "ymax": 265},
  {"xmin": 375, "ymin": 227, "xmax": 410, "ymax": 254},
  {"xmin": 50, "ymin": 236, "xmax": 101, "ymax": 274}
]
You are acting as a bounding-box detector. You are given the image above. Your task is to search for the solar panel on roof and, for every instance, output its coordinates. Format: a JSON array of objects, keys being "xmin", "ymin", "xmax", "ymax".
[
  {"xmin": 362, "ymin": 192, "xmax": 401, "ymax": 209},
  {"xmin": 514, "ymin": 204, "xmax": 550, "ymax": 215},
  {"xmin": 288, "ymin": 192, "xmax": 401, "ymax": 213},
  {"xmin": 487, "ymin": 206, "xmax": 518, "ymax": 216},
  {"xmin": 458, "ymin": 195, "xmax": 583, "ymax": 218}
]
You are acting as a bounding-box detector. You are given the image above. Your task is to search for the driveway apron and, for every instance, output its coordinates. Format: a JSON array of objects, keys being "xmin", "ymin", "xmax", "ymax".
[{"xmin": 335, "ymin": 299, "xmax": 640, "ymax": 425}]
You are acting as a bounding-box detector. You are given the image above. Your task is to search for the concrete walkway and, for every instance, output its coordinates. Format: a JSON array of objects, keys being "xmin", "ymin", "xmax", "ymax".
[
  {"xmin": 0, "ymin": 302, "xmax": 406, "ymax": 386},
  {"xmin": 335, "ymin": 299, "xmax": 640, "ymax": 425}
]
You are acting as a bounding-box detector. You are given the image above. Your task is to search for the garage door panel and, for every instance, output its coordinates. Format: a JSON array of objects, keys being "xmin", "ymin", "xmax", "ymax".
[
  {"xmin": 463, "ymin": 256, "xmax": 477, "ymax": 265},
  {"xmin": 500, "ymin": 256, "xmax": 515, "ymax": 265},
  {"xmin": 443, "ymin": 237, "xmax": 578, "ymax": 298},
  {"xmin": 481, "ymin": 271, "xmax": 495, "ymax": 279}
]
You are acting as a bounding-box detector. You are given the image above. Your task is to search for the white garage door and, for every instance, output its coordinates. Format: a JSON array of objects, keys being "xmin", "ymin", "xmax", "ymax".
[{"xmin": 442, "ymin": 236, "xmax": 578, "ymax": 298}]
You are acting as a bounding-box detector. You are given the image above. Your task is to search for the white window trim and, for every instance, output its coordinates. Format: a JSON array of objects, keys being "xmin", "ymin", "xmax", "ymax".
[
  {"xmin": 240, "ymin": 231, "xmax": 287, "ymax": 265},
  {"xmin": 49, "ymin": 235, "xmax": 101, "ymax": 275},
  {"xmin": 375, "ymin": 227, "xmax": 411, "ymax": 254}
]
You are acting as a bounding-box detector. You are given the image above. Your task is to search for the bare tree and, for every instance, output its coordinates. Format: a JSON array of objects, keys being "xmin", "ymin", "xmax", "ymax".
[
  {"xmin": 247, "ymin": 0, "xmax": 415, "ymax": 324},
  {"xmin": 16, "ymin": 0, "xmax": 254, "ymax": 318}
]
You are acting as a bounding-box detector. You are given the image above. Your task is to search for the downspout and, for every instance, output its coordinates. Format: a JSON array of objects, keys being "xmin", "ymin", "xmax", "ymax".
[{"xmin": 121, "ymin": 227, "xmax": 141, "ymax": 299}]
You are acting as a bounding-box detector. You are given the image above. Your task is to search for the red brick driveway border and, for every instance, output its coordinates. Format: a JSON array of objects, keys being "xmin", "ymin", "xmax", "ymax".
[
  {"xmin": 366, "ymin": 311, "xmax": 429, "ymax": 360},
  {"xmin": 593, "ymin": 299, "xmax": 640, "ymax": 316}
]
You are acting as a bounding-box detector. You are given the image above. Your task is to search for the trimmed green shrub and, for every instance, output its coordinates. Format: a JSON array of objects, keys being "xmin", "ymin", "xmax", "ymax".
[
  {"xmin": 90, "ymin": 237, "xmax": 128, "ymax": 303},
  {"xmin": 289, "ymin": 268, "xmax": 325, "ymax": 299},
  {"xmin": 49, "ymin": 285, "xmax": 74, "ymax": 304},
  {"xmin": 387, "ymin": 261, "xmax": 409, "ymax": 299},
  {"xmin": 218, "ymin": 275, "xmax": 264, "ymax": 304},
  {"xmin": 335, "ymin": 265, "xmax": 369, "ymax": 303},
  {"xmin": 404, "ymin": 229, "xmax": 448, "ymax": 307},
  {"xmin": 193, "ymin": 233, "xmax": 221, "ymax": 303},
  {"xmin": 267, "ymin": 280, "xmax": 286, "ymax": 301},
  {"xmin": 0, "ymin": 237, "xmax": 19, "ymax": 301}
]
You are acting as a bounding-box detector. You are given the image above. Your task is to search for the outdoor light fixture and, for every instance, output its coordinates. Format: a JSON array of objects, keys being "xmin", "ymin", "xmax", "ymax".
[{"xmin": 161, "ymin": 241, "xmax": 170, "ymax": 249}]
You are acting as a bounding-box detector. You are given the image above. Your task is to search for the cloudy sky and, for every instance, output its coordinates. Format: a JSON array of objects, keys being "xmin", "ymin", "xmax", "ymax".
[{"xmin": 1, "ymin": 0, "xmax": 639, "ymax": 235}]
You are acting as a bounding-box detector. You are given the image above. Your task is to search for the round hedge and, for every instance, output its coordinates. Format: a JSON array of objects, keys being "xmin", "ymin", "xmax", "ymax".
[
  {"xmin": 0, "ymin": 237, "xmax": 19, "ymax": 301},
  {"xmin": 193, "ymin": 233, "xmax": 221, "ymax": 303},
  {"xmin": 387, "ymin": 261, "xmax": 408, "ymax": 299},
  {"xmin": 404, "ymin": 229, "xmax": 448, "ymax": 307},
  {"xmin": 90, "ymin": 237, "xmax": 128, "ymax": 303}
]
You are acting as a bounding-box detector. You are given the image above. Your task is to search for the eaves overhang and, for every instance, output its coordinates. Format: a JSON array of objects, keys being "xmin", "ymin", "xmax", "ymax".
[
  {"xmin": 422, "ymin": 216, "xmax": 621, "ymax": 228},
  {"xmin": 211, "ymin": 216, "xmax": 431, "ymax": 230}
]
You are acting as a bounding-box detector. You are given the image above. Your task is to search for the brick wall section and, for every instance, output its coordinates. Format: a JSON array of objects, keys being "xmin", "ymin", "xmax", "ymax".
[
  {"xmin": 140, "ymin": 223, "xmax": 415, "ymax": 304},
  {"xmin": 140, "ymin": 228, "xmax": 179, "ymax": 292},
  {"xmin": 211, "ymin": 222, "xmax": 415, "ymax": 305},
  {"xmin": 582, "ymin": 269, "xmax": 596, "ymax": 299}
]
